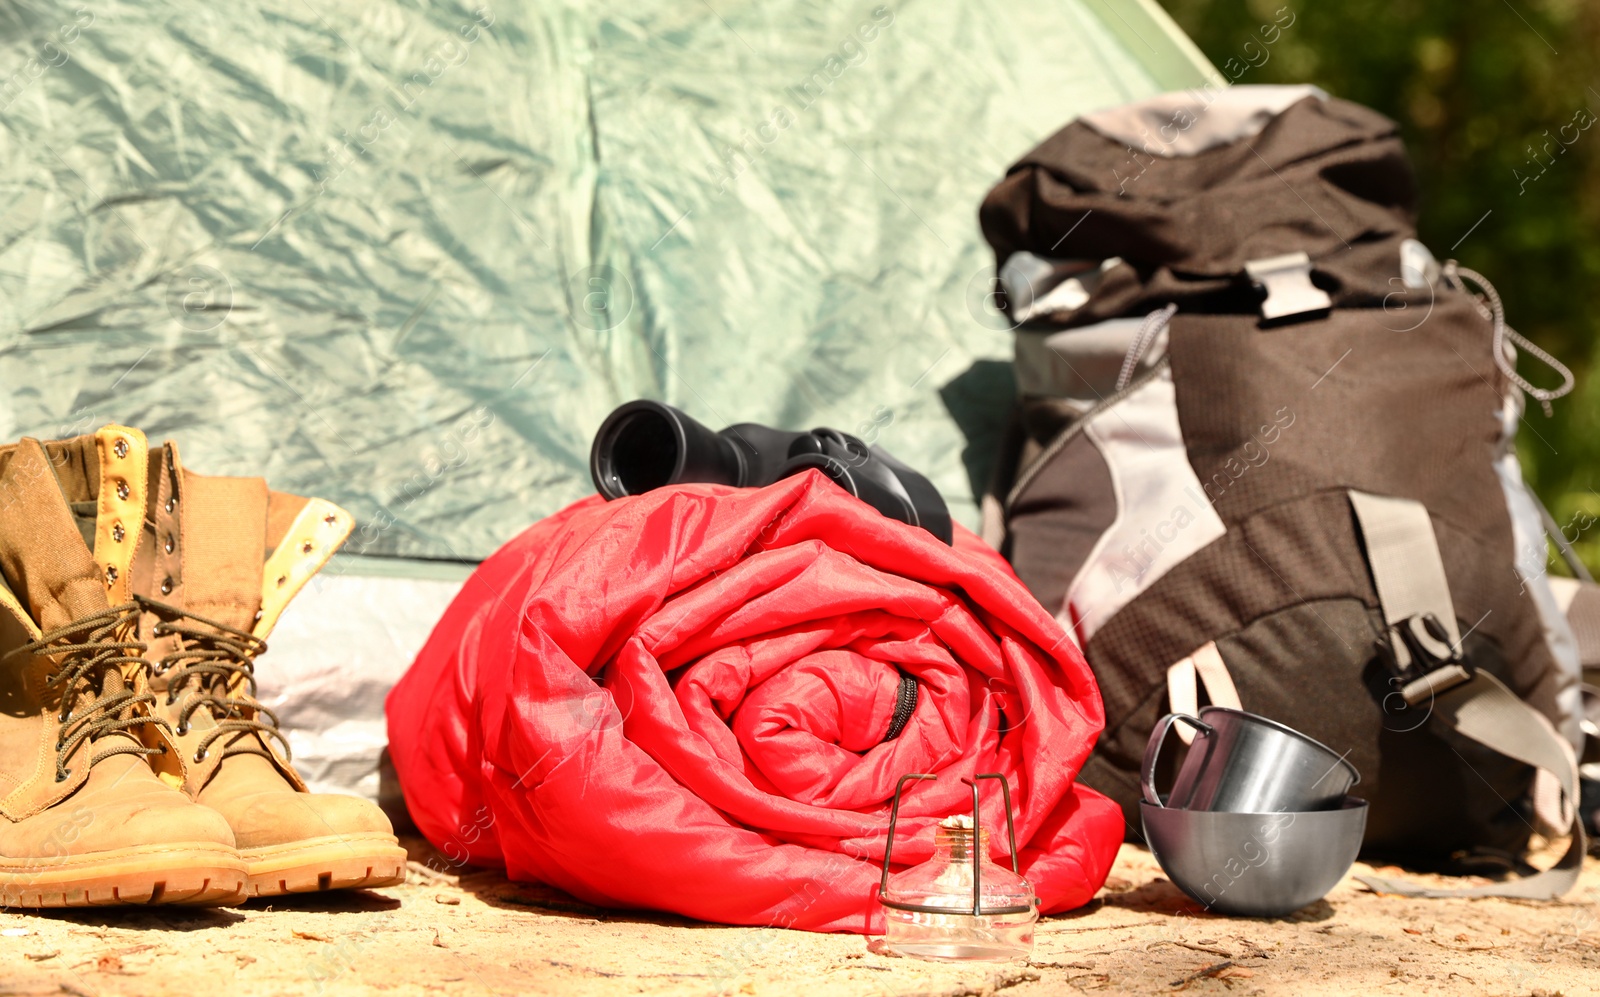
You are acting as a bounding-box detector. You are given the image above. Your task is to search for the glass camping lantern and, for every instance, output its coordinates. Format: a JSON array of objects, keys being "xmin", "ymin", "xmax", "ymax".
[{"xmin": 878, "ymin": 773, "xmax": 1039, "ymax": 962}]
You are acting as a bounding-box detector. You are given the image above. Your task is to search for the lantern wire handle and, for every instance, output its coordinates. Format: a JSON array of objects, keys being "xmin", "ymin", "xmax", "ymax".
[
  {"xmin": 968, "ymin": 778, "xmax": 983, "ymax": 916},
  {"xmin": 878, "ymin": 773, "xmax": 936, "ymax": 901},
  {"xmin": 877, "ymin": 772, "xmax": 1031, "ymax": 917},
  {"xmin": 973, "ymin": 773, "xmax": 1022, "ymax": 875}
]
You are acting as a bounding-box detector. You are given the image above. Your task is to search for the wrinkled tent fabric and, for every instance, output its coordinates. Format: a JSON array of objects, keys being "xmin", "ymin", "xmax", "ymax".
[
  {"xmin": 386, "ymin": 471, "xmax": 1123, "ymax": 932},
  {"xmin": 0, "ymin": 0, "xmax": 1211, "ymax": 562}
]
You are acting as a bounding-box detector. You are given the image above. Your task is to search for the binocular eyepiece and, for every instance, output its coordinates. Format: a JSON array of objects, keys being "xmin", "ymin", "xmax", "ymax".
[{"xmin": 590, "ymin": 401, "xmax": 953, "ymax": 545}]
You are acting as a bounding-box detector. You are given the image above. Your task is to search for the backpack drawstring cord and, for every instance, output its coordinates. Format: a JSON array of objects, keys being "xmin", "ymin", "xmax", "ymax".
[
  {"xmin": 1116, "ymin": 303, "xmax": 1179, "ymax": 393},
  {"xmin": 1444, "ymin": 262, "xmax": 1574, "ymax": 418}
]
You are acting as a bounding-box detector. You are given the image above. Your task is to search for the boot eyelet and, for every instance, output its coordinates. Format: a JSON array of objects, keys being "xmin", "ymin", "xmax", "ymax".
[
  {"xmin": 164, "ymin": 535, "xmax": 175, "ymax": 554},
  {"xmin": 160, "ymin": 578, "xmax": 173, "ymax": 595},
  {"xmin": 194, "ymin": 749, "xmax": 207, "ymax": 762},
  {"xmin": 115, "ymin": 480, "xmax": 130, "ymax": 500},
  {"xmin": 113, "ymin": 438, "xmax": 129, "ymax": 459},
  {"xmin": 176, "ymin": 725, "xmax": 188, "ymax": 736},
  {"xmin": 55, "ymin": 769, "xmax": 69, "ymax": 782},
  {"xmin": 112, "ymin": 523, "xmax": 125, "ymax": 543},
  {"xmin": 165, "ymin": 496, "xmax": 176, "ymax": 513}
]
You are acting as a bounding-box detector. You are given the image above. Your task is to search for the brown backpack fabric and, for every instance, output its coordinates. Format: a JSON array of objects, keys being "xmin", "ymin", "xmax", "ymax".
[
  {"xmin": 980, "ymin": 86, "xmax": 1584, "ymax": 896},
  {"xmin": 980, "ymin": 87, "xmax": 1414, "ymax": 320}
]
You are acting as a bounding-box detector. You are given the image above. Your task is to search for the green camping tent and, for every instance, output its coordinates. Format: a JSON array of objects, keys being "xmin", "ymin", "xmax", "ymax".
[
  {"xmin": 0, "ymin": 0, "xmax": 1216, "ymax": 799},
  {"xmin": 1, "ymin": 0, "xmax": 1214, "ymax": 563}
]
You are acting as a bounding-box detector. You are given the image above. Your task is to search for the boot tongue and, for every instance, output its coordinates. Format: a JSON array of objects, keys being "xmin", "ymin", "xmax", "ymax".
[
  {"xmin": 176, "ymin": 472, "xmax": 270, "ymax": 632},
  {"xmin": 164, "ymin": 469, "xmax": 285, "ymax": 784},
  {"xmin": 0, "ymin": 439, "xmax": 112, "ymax": 630}
]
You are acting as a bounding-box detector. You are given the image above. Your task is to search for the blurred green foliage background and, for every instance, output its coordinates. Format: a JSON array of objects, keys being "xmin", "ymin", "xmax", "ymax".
[{"xmin": 1159, "ymin": 0, "xmax": 1600, "ymax": 573}]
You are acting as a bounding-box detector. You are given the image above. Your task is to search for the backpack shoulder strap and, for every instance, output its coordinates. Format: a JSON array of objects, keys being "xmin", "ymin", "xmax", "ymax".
[{"xmin": 1348, "ymin": 489, "xmax": 1583, "ymax": 900}]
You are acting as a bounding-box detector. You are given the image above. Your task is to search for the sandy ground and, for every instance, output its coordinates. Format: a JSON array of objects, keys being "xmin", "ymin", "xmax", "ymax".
[{"xmin": 3, "ymin": 836, "xmax": 1597, "ymax": 997}]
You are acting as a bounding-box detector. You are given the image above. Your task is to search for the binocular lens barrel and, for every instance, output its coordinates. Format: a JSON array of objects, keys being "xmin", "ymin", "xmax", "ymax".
[
  {"xmin": 591, "ymin": 401, "xmax": 745, "ymax": 499},
  {"xmin": 597, "ymin": 407, "xmax": 679, "ymax": 496}
]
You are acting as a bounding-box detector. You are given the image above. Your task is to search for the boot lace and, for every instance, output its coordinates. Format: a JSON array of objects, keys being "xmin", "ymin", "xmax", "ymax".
[
  {"xmin": 134, "ymin": 595, "xmax": 291, "ymax": 765},
  {"xmin": 1, "ymin": 602, "xmax": 169, "ymax": 782}
]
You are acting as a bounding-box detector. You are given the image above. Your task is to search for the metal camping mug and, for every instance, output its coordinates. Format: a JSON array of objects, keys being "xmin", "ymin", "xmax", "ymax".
[{"xmin": 1141, "ymin": 706, "xmax": 1359, "ymax": 813}]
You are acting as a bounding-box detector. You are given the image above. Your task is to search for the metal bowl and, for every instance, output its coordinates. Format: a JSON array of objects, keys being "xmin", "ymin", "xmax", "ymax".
[{"xmin": 1139, "ymin": 798, "xmax": 1367, "ymax": 917}]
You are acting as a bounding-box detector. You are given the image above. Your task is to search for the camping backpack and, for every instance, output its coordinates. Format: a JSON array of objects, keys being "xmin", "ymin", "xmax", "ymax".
[{"xmin": 978, "ymin": 85, "xmax": 1587, "ymax": 897}]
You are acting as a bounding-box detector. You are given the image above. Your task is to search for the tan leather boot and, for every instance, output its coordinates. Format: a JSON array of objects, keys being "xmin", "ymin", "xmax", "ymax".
[
  {"xmin": 0, "ymin": 427, "xmax": 247, "ymax": 907},
  {"xmin": 134, "ymin": 442, "xmax": 406, "ymax": 897}
]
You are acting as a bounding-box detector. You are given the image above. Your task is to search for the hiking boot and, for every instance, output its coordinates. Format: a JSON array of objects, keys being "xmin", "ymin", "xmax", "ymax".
[
  {"xmin": 0, "ymin": 427, "xmax": 247, "ymax": 907},
  {"xmin": 135, "ymin": 442, "xmax": 406, "ymax": 897}
]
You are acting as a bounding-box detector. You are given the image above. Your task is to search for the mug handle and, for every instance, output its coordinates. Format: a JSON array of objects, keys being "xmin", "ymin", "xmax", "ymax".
[{"xmin": 1141, "ymin": 713, "xmax": 1214, "ymax": 807}]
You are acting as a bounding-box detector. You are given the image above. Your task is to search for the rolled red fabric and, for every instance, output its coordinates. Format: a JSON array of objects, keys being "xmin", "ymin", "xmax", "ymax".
[{"xmin": 386, "ymin": 471, "xmax": 1122, "ymax": 932}]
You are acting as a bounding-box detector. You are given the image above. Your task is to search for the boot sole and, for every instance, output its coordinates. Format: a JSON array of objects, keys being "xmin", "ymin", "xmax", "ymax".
[
  {"xmin": 241, "ymin": 832, "xmax": 408, "ymax": 896},
  {"xmin": 0, "ymin": 842, "xmax": 248, "ymax": 907}
]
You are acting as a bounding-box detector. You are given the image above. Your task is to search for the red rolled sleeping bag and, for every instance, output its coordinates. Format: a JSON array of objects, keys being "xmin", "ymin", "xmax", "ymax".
[{"xmin": 386, "ymin": 471, "xmax": 1122, "ymax": 932}]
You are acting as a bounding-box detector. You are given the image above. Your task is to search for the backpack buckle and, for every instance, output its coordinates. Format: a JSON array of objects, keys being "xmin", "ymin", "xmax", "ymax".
[
  {"xmin": 1377, "ymin": 613, "xmax": 1473, "ymax": 707},
  {"xmin": 1244, "ymin": 251, "xmax": 1332, "ymax": 322}
]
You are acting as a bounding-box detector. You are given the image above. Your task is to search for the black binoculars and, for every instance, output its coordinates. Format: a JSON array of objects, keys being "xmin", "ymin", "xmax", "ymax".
[{"xmin": 589, "ymin": 400, "xmax": 953, "ymax": 545}]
